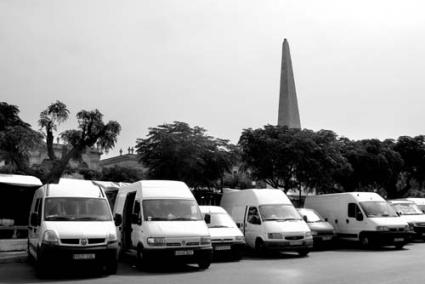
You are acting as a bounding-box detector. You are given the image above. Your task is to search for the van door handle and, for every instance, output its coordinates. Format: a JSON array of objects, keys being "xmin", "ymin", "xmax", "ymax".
[
  {"xmin": 335, "ymin": 219, "xmax": 338, "ymax": 224},
  {"xmin": 346, "ymin": 219, "xmax": 349, "ymax": 224}
]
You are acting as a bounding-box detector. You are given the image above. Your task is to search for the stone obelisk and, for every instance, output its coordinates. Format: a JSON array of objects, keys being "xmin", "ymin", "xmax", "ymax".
[{"xmin": 277, "ymin": 39, "xmax": 301, "ymax": 129}]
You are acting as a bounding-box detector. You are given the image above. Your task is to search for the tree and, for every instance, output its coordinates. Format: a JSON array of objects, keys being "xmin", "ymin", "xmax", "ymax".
[
  {"xmin": 101, "ymin": 166, "xmax": 144, "ymax": 183},
  {"xmin": 393, "ymin": 136, "xmax": 425, "ymax": 196},
  {"xmin": 238, "ymin": 125, "xmax": 349, "ymax": 193},
  {"xmin": 42, "ymin": 109, "xmax": 121, "ymax": 184},
  {"xmin": 339, "ymin": 139, "xmax": 403, "ymax": 198},
  {"xmin": 136, "ymin": 121, "xmax": 235, "ymax": 189},
  {"xmin": 38, "ymin": 100, "xmax": 70, "ymax": 160},
  {"xmin": 0, "ymin": 102, "xmax": 43, "ymax": 173}
]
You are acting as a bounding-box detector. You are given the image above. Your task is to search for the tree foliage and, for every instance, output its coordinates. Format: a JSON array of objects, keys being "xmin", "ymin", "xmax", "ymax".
[
  {"xmin": 239, "ymin": 125, "xmax": 350, "ymax": 193},
  {"xmin": 38, "ymin": 100, "xmax": 70, "ymax": 160},
  {"xmin": 0, "ymin": 102, "xmax": 43, "ymax": 172},
  {"xmin": 136, "ymin": 121, "xmax": 235, "ymax": 189}
]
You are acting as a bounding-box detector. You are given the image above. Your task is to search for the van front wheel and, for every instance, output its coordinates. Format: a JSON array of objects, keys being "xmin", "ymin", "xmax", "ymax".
[
  {"xmin": 198, "ymin": 258, "xmax": 211, "ymax": 270},
  {"xmin": 297, "ymin": 249, "xmax": 309, "ymax": 257},
  {"xmin": 360, "ymin": 234, "xmax": 370, "ymax": 248}
]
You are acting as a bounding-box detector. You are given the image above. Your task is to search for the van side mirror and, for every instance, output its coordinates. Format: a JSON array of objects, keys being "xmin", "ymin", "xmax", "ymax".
[
  {"xmin": 132, "ymin": 213, "xmax": 142, "ymax": 225},
  {"xmin": 251, "ymin": 216, "xmax": 261, "ymax": 225},
  {"xmin": 303, "ymin": 215, "xmax": 308, "ymax": 222},
  {"xmin": 356, "ymin": 211, "xmax": 364, "ymax": 221},
  {"xmin": 30, "ymin": 213, "xmax": 39, "ymax": 226},
  {"xmin": 204, "ymin": 214, "xmax": 211, "ymax": 224},
  {"xmin": 114, "ymin": 214, "xmax": 122, "ymax": 226}
]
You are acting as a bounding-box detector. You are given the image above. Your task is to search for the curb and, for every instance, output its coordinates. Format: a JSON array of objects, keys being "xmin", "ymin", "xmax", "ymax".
[{"xmin": 0, "ymin": 251, "xmax": 28, "ymax": 264}]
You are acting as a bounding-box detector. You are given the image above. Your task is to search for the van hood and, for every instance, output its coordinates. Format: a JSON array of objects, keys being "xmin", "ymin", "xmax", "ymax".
[
  {"xmin": 263, "ymin": 220, "xmax": 310, "ymax": 235},
  {"xmin": 208, "ymin": 227, "xmax": 243, "ymax": 239},
  {"xmin": 369, "ymin": 217, "xmax": 408, "ymax": 227},
  {"xmin": 307, "ymin": 221, "xmax": 334, "ymax": 233},
  {"xmin": 146, "ymin": 221, "xmax": 209, "ymax": 237},
  {"xmin": 45, "ymin": 221, "xmax": 116, "ymax": 239},
  {"xmin": 399, "ymin": 214, "xmax": 425, "ymax": 224}
]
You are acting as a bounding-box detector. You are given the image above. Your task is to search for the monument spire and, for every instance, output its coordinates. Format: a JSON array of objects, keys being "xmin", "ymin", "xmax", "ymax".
[{"xmin": 278, "ymin": 38, "xmax": 301, "ymax": 129}]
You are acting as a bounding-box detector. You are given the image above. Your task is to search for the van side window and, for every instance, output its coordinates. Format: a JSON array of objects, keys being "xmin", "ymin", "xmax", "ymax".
[
  {"xmin": 36, "ymin": 198, "xmax": 42, "ymax": 223},
  {"xmin": 247, "ymin": 206, "xmax": 261, "ymax": 224},
  {"xmin": 132, "ymin": 200, "xmax": 141, "ymax": 224},
  {"xmin": 348, "ymin": 203, "xmax": 360, "ymax": 218}
]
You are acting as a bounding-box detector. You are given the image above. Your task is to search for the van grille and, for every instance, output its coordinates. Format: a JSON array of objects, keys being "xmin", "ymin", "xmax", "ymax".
[
  {"xmin": 61, "ymin": 239, "xmax": 79, "ymax": 245},
  {"xmin": 166, "ymin": 242, "xmax": 182, "ymax": 247},
  {"xmin": 285, "ymin": 236, "xmax": 303, "ymax": 241},
  {"xmin": 389, "ymin": 228, "xmax": 405, "ymax": 232},
  {"xmin": 88, "ymin": 238, "xmax": 105, "ymax": 244},
  {"xmin": 186, "ymin": 242, "xmax": 200, "ymax": 246},
  {"xmin": 212, "ymin": 238, "xmax": 233, "ymax": 243}
]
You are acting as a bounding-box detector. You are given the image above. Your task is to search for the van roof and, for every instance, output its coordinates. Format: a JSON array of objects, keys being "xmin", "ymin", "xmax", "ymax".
[
  {"xmin": 199, "ymin": 206, "xmax": 227, "ymax": 214},
  {"xmin": 404, "ymin": 198, "xmax": 425, "ymax": 205},
  {"xmin": 132, "ymin": 180, "xmax": 194, "ymax": 199},
  {"xmin": 307, "ymin": 192, "xmax": 384, "ymax": 202},
  {"xmin": 222, "ymin": 188, "xmax": 291, "ymax": 205},
  {"xmin": 44, "ymin": 178, "xmax": 105, "ymax": 198}
]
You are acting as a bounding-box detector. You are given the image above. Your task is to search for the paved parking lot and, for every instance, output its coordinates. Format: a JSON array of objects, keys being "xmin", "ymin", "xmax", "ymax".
[{"xmin": 1, "ymin": 242, "xmax": 425, "ymax": 284}]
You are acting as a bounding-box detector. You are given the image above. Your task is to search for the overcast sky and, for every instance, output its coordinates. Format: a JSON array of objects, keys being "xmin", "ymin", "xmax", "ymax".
[{"xmin": 1, "ymin": 0, "xmax": 425, "ymax": 158}]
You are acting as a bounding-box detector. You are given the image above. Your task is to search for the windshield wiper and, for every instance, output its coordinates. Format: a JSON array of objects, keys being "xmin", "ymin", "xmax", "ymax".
[
  {"xmin": 209, "ymin": 225, "xmax": 230, "ymax": 228},
  {"xmin": 46, "ymin": 216, "xmax": 73, "ymax": 221},
  {"xmin": 281, "ymin": 218, "xmax": 302, "ymax": 221},
  {"xmin": 75, "ymin": 217, "xmax": 103, "ymax": 221}
]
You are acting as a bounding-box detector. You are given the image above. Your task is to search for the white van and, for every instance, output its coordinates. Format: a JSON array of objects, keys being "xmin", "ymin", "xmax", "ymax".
[
  {"xmin": 220, "ymin": 189, "xmax": 313, "ymax": 256},
  {"xmin": 304, "ymin": 192, "xmax": 410, "ymax": 249},
  {"xmin": 28, "ymin": 179, "xmax": 118, "ymax": 276},
  {"xmin": 404, "ymin": 198, "xmax": 425, "ymax": 213},
  {"xmin": 388, "ymin": 199, "xmax": 425, "ymax": 239},
  {"xmin": 199, "ymin": 206, "xmax": 245, "ymax": 260},
  {"xmin": 113, "ymin": 180, "xmax": 213, "ymax": 269}
]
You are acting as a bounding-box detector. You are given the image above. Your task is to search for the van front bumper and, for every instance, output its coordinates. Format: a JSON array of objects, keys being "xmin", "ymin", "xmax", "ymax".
[
  {"xmin": 263, "ymin": 238, "xmax": 313, "ymax": 251},
  {"xmin": 211, "ymin": 241, "xmax": 245, "ymax": 255},
  {"xmin": 362, "ymin": 231, "xmax": 412, "ymax": 245},
  {"xmin": 38, "ymin": 243, "xmax": 118, "ymax": 265},
  {"xmin": 143, "ymin": 246, "xmax": 213, "ymax": 263}
]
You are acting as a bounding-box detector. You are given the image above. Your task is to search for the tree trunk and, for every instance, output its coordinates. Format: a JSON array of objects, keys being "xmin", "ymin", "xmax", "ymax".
[
  {"xmin": 46, "ymin": 126, "xmax": 56, "ymax": 160},
  {"xmin": 41, "ymin": 146, "xmax": 81, "ymax": 184}
]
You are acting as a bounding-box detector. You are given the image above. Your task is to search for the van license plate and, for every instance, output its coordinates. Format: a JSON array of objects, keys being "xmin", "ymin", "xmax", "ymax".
[
  {"xmin": 73, "ymin": 254, "xmax": 95, "ymax": 260},
  {"xmin": 175, "ymin": 250, "xmax": 194, "ymax": 256},
  {"xmin": 394, "ymin": 238, "xmax": 404, "ymax": 242},
  {"xmin": 215, "ymin": 245, "xmax": 231, "ymax": 251},
  {"xmin": 322, "ymin": 236, "xmax": 332, "ymax": 241}
]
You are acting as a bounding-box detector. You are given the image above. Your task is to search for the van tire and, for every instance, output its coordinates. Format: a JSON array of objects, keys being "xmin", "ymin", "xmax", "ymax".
[
  {"xmin": 360, "ymin": 234, "xmax": 370, "ymax": 248},
  {"xmin": 136, "ymin": 245, "xmax": 146, "ymax": 269},
  {"xmin": 198, "ymin": 258, "xmax": 211, "ymax": 270},
  {"xmin": 35, "ymin": 259, "xmax": 47, "ymax": 278},
  {"xmin": 27, "ymin": 240, "xmax": 34, "ymax": 264},
  {"xmin": 255, "ymin": 239, "xmax": 266, "ymax": 256},
  {"xmin": 297, "ymin": 249, "xmax": 309, "ymax": 257},
  {"xmin": 395, "ymin": 243, "xmax": 405, "ymax": 250},
  {"xmin": 105, "ymin": 259, "xmax": 118, "ymax": 274}
]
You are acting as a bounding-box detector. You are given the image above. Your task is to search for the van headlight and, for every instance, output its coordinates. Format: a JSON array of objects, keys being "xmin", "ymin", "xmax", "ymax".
[
  {"xmin": 147, "ymin": 237, "xmax": 166, "ymax": 246},
  {"xmin": 376, "ymin": 226, "xmax": 389, "ymax": 231},
  {"xmin": 305, "ymin": 231, "xmax": 312, "ymax": 238},
  {"xmin": 200, "ymin": 236, "xmax": 211, "ymax": 245},
  {"xmin": 235, "ymin": 236, "xmax": 245, "ymax": 243},
  {"xmin": 268, "ymin": 233, "xmax": 283, "ymax": 239},
  {"xmin": 107, "ymin": 232, "xmax": 118, "ymax": 244},
  {"xmin": 42, "ymin": 230, "xmax": 59, "ymax": 245}
]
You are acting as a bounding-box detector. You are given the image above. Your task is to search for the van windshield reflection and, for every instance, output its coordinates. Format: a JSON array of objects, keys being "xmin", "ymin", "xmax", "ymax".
[
  {"xmin": 44, "ymin": 198, "xmax": 112, "ymax": 221},
  {"xmin": 359, "ymin": 201, "xmax": 398, "ymax": 218},
  {"xmin": 259, "ymin": 204, "xmax": 302, "ymax": 221},
  {"xmin": 143, "ymin": 199, "xmax": 203, "ymax": 221}
]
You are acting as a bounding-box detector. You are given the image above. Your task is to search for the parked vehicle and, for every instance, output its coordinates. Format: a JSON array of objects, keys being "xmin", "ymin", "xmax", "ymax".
[
  {"xmin": 113, "ymin": 180, "xmax": 213, "ymax": 269},
  {"xmin": 304, "ymin": 192, "xmax": 410, "ymax": 249},
  {"xmin": 199, "ymin": 206, "xmax": 245, "ymax": 260},
  {"xmin": 27, "ymin": 179, "xmax": 118, "ymax": 276},
  {"xmin": 220, "ymin": 189, "xmax": 313, "ymax": 256},
  {"xmin": 388, "ymin": 200, "xmax": 425, "ymax": 240},
  {"xmin": 297, "ymin": 208, "xmax": 335, "ymax": 246},
  {"xmin": 404, "ymin": 198, "xmax": 425, "ymax": 213}
]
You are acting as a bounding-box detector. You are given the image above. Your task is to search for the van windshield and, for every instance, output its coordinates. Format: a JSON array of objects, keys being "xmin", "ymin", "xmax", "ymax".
[
  {"xmin": 205, "ymin": 213, "xmax": 237, "ymax": 228},
  {"xmin": 143, "ymin": 199, "xmax": 203, "ymax": 221},
  {"xmin": 299, "ymin": 209, "xmax": 323, "ymax": 223},
  {"xmin": 44, "ymin": 198, "xmax": 112, "ymax": 221},
  {"xmin": 392, "ymin": 203, "xmax": 424, "ymax": 215},
  {"xmin": 359, "ymin": 201, "xmax": 398, "ymax": 218},
  {"xmin": 259, "ymin": 204, "xmax": 302, "ymax": 221}
]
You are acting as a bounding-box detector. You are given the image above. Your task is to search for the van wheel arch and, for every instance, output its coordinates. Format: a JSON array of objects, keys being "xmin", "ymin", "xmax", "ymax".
[{"xmin": 255, "ymin": 238, "xmax": 266, "ymax": 255}]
